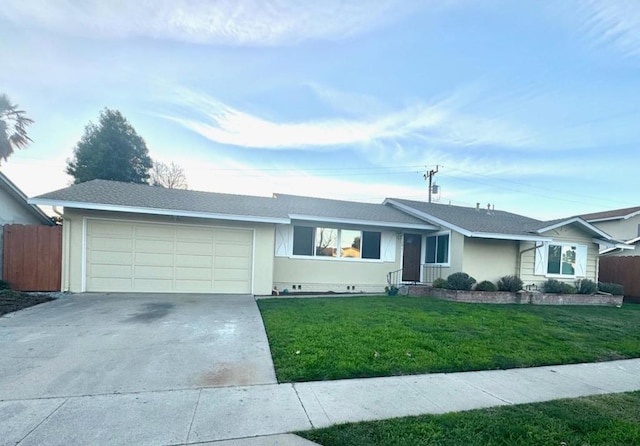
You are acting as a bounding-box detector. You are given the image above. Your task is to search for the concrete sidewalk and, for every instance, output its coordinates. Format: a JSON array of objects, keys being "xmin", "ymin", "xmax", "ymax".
[{"xmin": 2, "ymin": 359, "xmax": 640, "ymax": 445}]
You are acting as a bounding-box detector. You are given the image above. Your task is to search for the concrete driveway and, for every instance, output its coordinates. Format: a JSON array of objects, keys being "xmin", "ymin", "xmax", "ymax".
[{"xmin": 0, "ymin": 293, "xmax": 277, "ymax": 400}]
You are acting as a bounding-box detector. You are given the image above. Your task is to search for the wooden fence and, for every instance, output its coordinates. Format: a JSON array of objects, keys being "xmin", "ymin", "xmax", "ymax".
[
  {"xmin": 599, "ymin": 256, "xmax": 640, "ymax": 299},
  {"xmin": 2, "ymin": 224, "xmax": 62, "ymax": 292}
]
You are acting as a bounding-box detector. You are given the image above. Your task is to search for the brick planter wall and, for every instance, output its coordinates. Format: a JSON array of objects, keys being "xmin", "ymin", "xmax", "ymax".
[{"xmin": 405, "ymin": 285, "xmax": 623, "ymax": 307}]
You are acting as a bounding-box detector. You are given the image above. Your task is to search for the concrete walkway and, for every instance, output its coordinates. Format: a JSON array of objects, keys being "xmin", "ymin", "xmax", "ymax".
[{"xmin": 2, "ymin": 358, "xmax": 640, "ymax": 445}]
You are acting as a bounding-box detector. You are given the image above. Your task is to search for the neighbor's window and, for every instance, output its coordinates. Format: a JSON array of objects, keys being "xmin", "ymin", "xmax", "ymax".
[
  {"xmin": 425, "ymin": 233, "xmax": 449, "ymax": 264},
  {"xmin": 292, "ymin": 226, "xmax": 381, "ymax": 259},
  {"xmin": 547, "ymin": 244, "xmax": 576, "ymax": 276}
]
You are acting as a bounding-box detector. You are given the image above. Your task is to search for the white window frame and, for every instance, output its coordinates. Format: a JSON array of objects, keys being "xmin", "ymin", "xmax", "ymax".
[
  {"xmin": 423, "ymin": 230, "xmax": 451, "ymax": 267},
  {"xmin": 290, "ymin": 225, "xmax": 384, "ymax": 262},
  {"xmin": 535, "ymin": 242, "xmax": 587, "ymax": 278}
]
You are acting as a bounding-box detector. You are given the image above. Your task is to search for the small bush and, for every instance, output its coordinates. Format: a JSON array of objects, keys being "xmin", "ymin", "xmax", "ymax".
[
  {"xmin": 542, "ymin": 279, "xmax": 576, "ymax": 294},
  {"xmin": 0, "ymin": 280, "xmax": 10, "ymax": 291},
  {"xmin": 475, "ymin": 280, "xmax": 497, "ymax": 292},
  {"xmin": 432, "ymin": 278, "xmax": 447, "ymax": 289},
  {"xmin": 497, "ymin": 275, "xmax": 523, "ymax": 292},
  {"xmin": 446, "ymin": 272, "xmax": 476, "ymax": 291},
  {"xmin": 598, "ymin": 282, "xmax": 624, "ymax": 296},
  {"xmin": 576, "ymin": 279, "xmax": 597, "ymax": 295}
]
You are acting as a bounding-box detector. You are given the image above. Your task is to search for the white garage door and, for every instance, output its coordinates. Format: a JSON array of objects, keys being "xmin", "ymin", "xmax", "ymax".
[{"xmin": 85, "ymin": 219, "xmax": 253, "ymax": 293}]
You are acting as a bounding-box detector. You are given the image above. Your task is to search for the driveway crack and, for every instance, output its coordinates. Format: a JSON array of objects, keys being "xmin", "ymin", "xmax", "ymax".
[
  {"xmin": 185, "ymin": 388, "xmax": 202, "ymax": 443},
  {"xmin": 17, "ymin": 398, "xmax": 68, "ymax": 445}
]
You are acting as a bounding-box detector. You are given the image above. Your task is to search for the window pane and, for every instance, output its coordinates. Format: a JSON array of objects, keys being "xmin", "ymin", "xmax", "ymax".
[
  {"xmin": 315, "ymin": 228, "xmax": 337, "ymax": 257},
  {"xmin": 436, "ymin": 234, "xmax": 449, "ymax": 263},
  {"xmin": 341, "ymin": 230, "xmax": 361, "ymax": 258},
  {"xmin": 425, "ymin": 236, "xmax": 436, "ymax": 263},
  {"xmin": 362, "ymin": 231, "xmax": 381, "ymax": 259},
  {"xmin": 292, "ymin": 226, "xmax": 314, "ymax": 256},
  {"xmin": 561, "ymin": 246, "xmax": 576, "ymax": 275},
  {"xmin": 547, "ymin": 245, "xmax": 561, "ymax": 274}
]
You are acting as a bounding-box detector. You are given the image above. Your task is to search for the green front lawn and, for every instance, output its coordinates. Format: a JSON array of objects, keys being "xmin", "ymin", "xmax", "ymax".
[
  {"xmin": 298, "ymin": 391, "xmax": 640, "ymax": 446},
  {"xmin": 258, "ymin": 296, "xmax": 640, "ymax": 382}
]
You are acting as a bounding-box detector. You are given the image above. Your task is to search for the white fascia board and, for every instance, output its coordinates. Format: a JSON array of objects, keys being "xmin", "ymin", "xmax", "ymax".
[
  {"xmin": 27, "ymin": 199, "xmax": 290, "ymax": 224},
  {"xmin": 287, "ymin": 213, "xmax": 437, "ymax": 230},
  {"xmin": 586, "ymin": 216, "xmax": 623, "ymax": 223},
  {"xmin": 623, "ymin": 210, "xmax": 640, "ymax": 220},
  {"xmin": 537, "ymin": 217, "xmax": 612, "ymax": 240},
  {"xmin": 592, "ymin": 238, "xmax": 634, "ymax": 250},
  {"xmin": 383, "ymin": 199, "xmax": 472, "ymax": 236},
  {"xmin": 469, "ymin": 232, "xmax": 552, "ymax": 242}
]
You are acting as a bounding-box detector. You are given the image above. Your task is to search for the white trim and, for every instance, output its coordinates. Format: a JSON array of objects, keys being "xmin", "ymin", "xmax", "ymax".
[
  {"xmin": 593, "ymin": 238, "xmax": 635, "ymax": 250},
  {"xmin": 536, "ymin": 217, "xmax": 613, "ymax": 240},
  {"xmin": 384, "ymin": 200, "xmax": 471, "ymax": 236},
  {"xmin": 286, "ymin": 255, "xmax": 385, "ymax": 263},
  {"xmin": 251, "ymin": 228, "xmax": 256, "ymax": 296},
  {"xmin": 287, "ymin": 213, "xmax": 435, "ymax": 230},
  {"xmin": 543, "ymin": 242, "xmax": 585, "ymax": 279},
  {"xmin": 81, "ymin": 217, "xmax": 87, "ymax": 292},
  {"xmin": 28, "ymin": 199, "xmax": 290, "ymax": 225},
  {"xmin": 587, "ymin": 209, "xmax": 640, "ymax": 222},
  {"xmin": 470, "ymin": 232, "xmax": 551, "ymax": 242}
]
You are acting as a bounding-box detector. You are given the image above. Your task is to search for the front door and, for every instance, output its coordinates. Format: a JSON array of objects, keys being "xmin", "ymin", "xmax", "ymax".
[{"xmin": 402, "ymin": 233, "xmax": 422, "ymax": 282}]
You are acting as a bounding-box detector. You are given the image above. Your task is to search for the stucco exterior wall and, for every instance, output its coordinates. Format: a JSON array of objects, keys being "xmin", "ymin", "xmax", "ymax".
[
  {"xmin": 591, "ymin": 217, "xmax": 640, "ymax": 241},
  {"xmin": 462, "ymin": 238, "xmax": 519, "ymax": 283},
  {"xmin": 62, "ymin": 209, "xmax": 275, "ymax": 294},
  {"xmin": 520, "ymin": 224, "xmax": 600, "ymax": 287},
  {"xmin": 273, "ymin": 241, "xmax": 402, "ymax": 294},
  {"xmin": 0, "ymin": 187, "xmax": 47, "ymax": 280}
]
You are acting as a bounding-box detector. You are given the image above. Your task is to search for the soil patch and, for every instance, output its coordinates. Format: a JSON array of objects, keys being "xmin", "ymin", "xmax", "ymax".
[{"xmin": 0, "ymin": 290, "xmax": 54, "ymax": 316}]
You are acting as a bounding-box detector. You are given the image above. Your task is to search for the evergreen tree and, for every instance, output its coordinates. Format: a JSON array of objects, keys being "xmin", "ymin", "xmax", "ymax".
[{"xmin": 67, "ymin": 108, "xmax": 152, "ymax": 184}]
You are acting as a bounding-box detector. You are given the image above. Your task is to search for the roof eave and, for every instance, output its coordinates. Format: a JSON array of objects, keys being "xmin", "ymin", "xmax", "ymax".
[
  {"xmin": 469, "ymin": 232, "xmax": 552, "ymax": 242},
  {"xmin": 0, "ymin": 174, "xmax": 53, "ymax": 225},
  {"xmin": 383, "ymin": 199, "xmax": 472, "ymax": 236},
  {"xmin": 287, "ymin": 213, "xmax": 437, "ymax": 230},
  {"xmin": 27, "ymin": 198, "xmax": 290, "ymax": 225},
  {"xmin": 537, "ymin": 217, "xmax": 613, "ymax": 240}
]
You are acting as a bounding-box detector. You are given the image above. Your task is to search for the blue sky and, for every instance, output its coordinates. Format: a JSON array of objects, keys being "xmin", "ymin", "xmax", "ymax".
[{"xmin": 1, "ymin": 0, "xmax": 638, "ymax": 220}]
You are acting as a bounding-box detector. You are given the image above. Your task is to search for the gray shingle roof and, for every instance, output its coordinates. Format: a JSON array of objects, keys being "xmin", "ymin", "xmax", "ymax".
[
  {"xmin": 387, "ymin": 198, "xmax": 546, "ymax": 237},
  {"xmin": 273, "ymin": 193, "xmax": 428, "ymax": 226},
  {"xmin": 31, "ymin": 180, "xmax": 427, "ymax": 228},
  {"xmin": 579, "ymin": 206, "xmax": 640, "ymax": 221}
]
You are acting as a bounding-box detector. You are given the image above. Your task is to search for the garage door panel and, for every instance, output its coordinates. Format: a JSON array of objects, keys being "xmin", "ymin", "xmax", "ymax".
[
  {"xmin": 89, "ymin": 278, "xmax": 133, "ymax": 291},
  {"xmin": 135, "ymin": 239, "xmax": 174, "ymax": 253},
  {"xmin": 89, "ymin": 264, "xmax": 132, "ymax": 279},
  {"xmin": 134, "ymin": 224, "xmax": 174, "ymax": 239},
  {"xmin": 216, "ymin": 229, "xmax": 252, "ymax": 242},
  {"xmin": 176, "ymin": 254, "xmax": 213, "ymax": 268},
  {"xmin": 215, "ymin": 243, "xmax": 252, "ymax": 257},
  {"xmin": 90, "ymin": 251, "xmax": 133, "ymax": 265},
  {"xmin": 214, "ymin": 256, "xmax": 251, "ymax": 269},
  {"xmin": 135, "ymin": 252, "xmax": 174, "ymax": 266},
  {"xmin": 176, "ymin": 227, "xmax": 215, "ymax": 242},
  {"xmin": 133, "ymin": 279, "xmax": 174, "ymax": 291},
  {"xmin": 89, "ymin": 221, "xmax": 134, "ymax": 237},
  {"xmin": 176, "ymin": 241, "xmax": 213, "ymax": 255},
  {"xmin": 86, "ymin": 220, "xmax": 253, "ymax": 293},
  {"xmin": 176, "ymin": 267, "xmax": 212, "ymax": 280},
  {"xmin": 134, "ymin": 265, "xmax": 174, "ymax": 279},
  {"xmin": 89, "ymin": 237, "xmax": 133, "ymax": 251}
]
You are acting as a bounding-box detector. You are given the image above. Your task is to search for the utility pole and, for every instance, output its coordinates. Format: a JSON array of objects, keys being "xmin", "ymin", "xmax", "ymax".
[{"xmin": 424, "ymin": 165, "xmax": 439, "ymax": 203}]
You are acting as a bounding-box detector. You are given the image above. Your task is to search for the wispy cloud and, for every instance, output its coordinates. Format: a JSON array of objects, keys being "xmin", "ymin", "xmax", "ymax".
[
  {"xmin": 163, "ymin": 88, "xmax": 534, "ymax": 151},
  {"xmin": 575, "ymin": 0, "xmax": 640, "ymax": 58},
  {"xmin": 1, "ymin": 0, "xmax": 422, "ymax": 46}
]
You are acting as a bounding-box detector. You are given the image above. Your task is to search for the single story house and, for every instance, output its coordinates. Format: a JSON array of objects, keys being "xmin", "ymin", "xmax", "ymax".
[
  {"xmin": 580, "ymin": 206, "xmax": 640, "ymax": 256},
  {"xmin": 29, "ymin": 180, "xmax": 628, "ymax": 295},
  {"xmin": 0, "ymin": 171, "xmax": 53, "ymax": 279}
]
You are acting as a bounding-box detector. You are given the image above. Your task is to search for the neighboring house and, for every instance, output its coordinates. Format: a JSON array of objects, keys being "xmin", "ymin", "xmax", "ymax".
[
  {"xmin": 0, "ymin": 171, "xmax": 54, "ymax": 279},
  {"xmin": 579, "ymin": 207, "xmax": 640, "ymax": 256},
  {"xmin": 29, "ymin": 180, "xmax": 627, "ymax": 295}
]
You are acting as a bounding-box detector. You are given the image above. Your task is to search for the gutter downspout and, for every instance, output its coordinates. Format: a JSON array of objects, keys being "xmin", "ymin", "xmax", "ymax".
[{"xmin": 518, "ymin": 242, "xmax": 542, "ymax": 279}]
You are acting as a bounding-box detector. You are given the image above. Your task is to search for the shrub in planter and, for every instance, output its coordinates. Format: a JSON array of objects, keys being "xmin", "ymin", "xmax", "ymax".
[
  {"xmin": 385, "ymin": 285, "xmax": 399, "ymax": 296},
  {"xmin": 0, "ymin": 280, "xmax": 10, "ymax": 291},
  {"xmin": 432, "ymin": 278, "xmax": 447, "ymax": 289},
  {"xmin": 446, "ymin": 272, "xmax": 476, "ymax": 291},
  {"xmin": 497, "ymin": 275, "xmax": 523, "ymax": 292},
  {"xmin": 575, "ymin": 279, "xmax": 597, "ymax": 295},
  {"xmin": 542, "ymin": 279, "xmax": 576, "ymax": 294},
  {"xmin": 475, "ymin": 280, "xmax": 497, "ymax": 292},
  {"xmin": 598, "ymin": 282, "xmax": 624, "ymax": 296}
]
